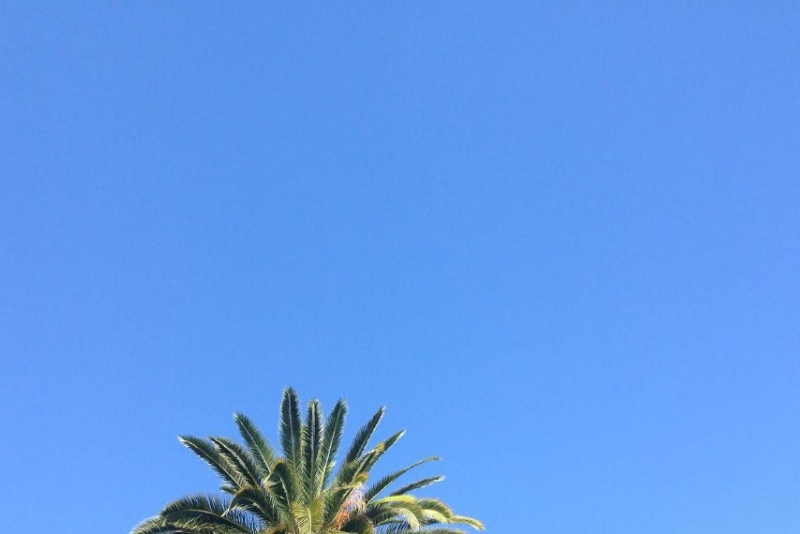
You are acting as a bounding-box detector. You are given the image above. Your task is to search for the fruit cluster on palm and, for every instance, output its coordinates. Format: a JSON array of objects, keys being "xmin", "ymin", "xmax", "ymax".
[{"xmin": 132, "ymin": 388, "xmax": 484, "ymax": 534}]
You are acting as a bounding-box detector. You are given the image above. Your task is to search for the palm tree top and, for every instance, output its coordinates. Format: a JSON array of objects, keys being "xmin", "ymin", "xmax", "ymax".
[{"xmin": 132, "ymin": 387, "xmax": 484, "ymax": 534}]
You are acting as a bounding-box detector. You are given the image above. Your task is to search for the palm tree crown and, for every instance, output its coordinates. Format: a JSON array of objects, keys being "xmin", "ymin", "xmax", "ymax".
[{"xmin": 132, "ymin": 388, "xmax": 484, "ymax": 534}]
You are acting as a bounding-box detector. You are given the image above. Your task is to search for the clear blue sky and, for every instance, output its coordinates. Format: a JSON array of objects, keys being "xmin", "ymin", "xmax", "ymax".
[{"xmin": 1, "ymin": 3, "xmax": 799, "ymax": 533}]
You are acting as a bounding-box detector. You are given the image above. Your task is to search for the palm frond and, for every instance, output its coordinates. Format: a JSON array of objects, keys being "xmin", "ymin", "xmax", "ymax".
[
  {"xmin": 268, "ymin": 459, "xmax": 299, "ymax": 515},
  {"xmin": 211, "ymin": 437, "xmax": 263, "ymax": 489},
  {"xmin": 131, "ymin": 517, "xmax": 196, "ymax": 534},
  {"xmin": 390, "ymin": 476, "xmax": 444, "ymax": 497},
  {"xmin": 359, "ymin": 429, "xmax": 405, "ymax": 474},
  {"xmin": 234, "ymin": 412, "xmax": 277, "ymax": 477},
  {"xmin": 448, "ymin": 516, "xmax": 485, "ymax": 530},
  {"xmin": 280, "ymin": 387, "xmax": 303, "ymax": 465},
  {"xmin": 179, "ymin": 436, "xmax": 244, "ymax": 490},
  {"xmin": 416, "ymin": 498, "xmax": 453, "ymax": 520},
  {"xmin": 302, "ymin": 399, "xmax": 323, "ymax": 501},
  {"xmin": 364, "ymin": 457, "xmax": 439, "ymax": 501},
  {"xmin": 291, "ymin": 497, "xmax": 324, "ymax": 534},
  {"xmin": 159, "ymin": 494, "xmax": 257, "ymax": 533},
  {"xmin": 344, "ymin": 406, "xmax": 384, "ymax": 463},
  {"xmin": 315, "ymin": 399, "xmax": 347, "ymax": 494},
  {"xmin": 229, "ymin": 486, "xmax": 280, "ymax": 525}
]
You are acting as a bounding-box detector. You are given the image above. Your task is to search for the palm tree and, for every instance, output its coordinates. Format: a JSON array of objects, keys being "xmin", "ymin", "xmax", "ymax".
[{"xmin": 132, "ymin": 388, "xmax": 484, "ymax": 534}]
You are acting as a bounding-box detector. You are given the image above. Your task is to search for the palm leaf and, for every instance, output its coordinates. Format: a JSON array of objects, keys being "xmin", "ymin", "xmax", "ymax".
[
  {"xmin": 229, "ymin": 486, "xmax": 280, "ymax": 525},
  {"xmin": 280, "ymin": 388, "xmax": 303, "ymax": 465},
  {"xmin": 302, "ymin": 400, "xmax": 323, "ymax": 501},
  {"xmin": 234, "ymin": 412, "xmax": 277, "ymax": 477},
  {"xmin": 315, "ymin": 399, "xmax": 347, "ymax": 494},
  {"xmin": 268, "ymin": 459, "xmax": 299, "ymax": 516},
  {"xmin": 211, "ymin": 437, "xmax": 263, "ymax": 489},
  {"xmin": 179, "ymin": 436, "xmax": 244, "ymax": 490},
  {"xmin": 344, "ymin": 407, "xmax": 384, "ymax": 463},
  {"xmin": 364, "ymin": 457, "xmax": 439, "ymax": 501},
  {"xmin": 359, "ymin": 429, "xmax": 405, "ymax": 474},
  {"xmin": 131, "ymin": 517, "xmax": 195, "ymax": 534},
  {"xmin": 160, "ymin": 494, "xmax": 257, "ymax": 533},
  {"xmin": 390, "ymin": 476, "xmax": 444, "ymax": 497},
  {"xmin": 448, "ymin": 516, "xmax": 485, "ymax": 530}
]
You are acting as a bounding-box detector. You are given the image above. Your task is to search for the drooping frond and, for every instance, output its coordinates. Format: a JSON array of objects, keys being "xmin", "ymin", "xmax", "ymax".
[
  {"xmin": 131, "ymin": 517, "xmax": 195, "ymax": 534},
  {"xmin": 280, "ymin": 388, "xmax": 303, "ymax": 465},
  {"xmin": 344, "ymin": 406, "xmax": 384, "ymax": 463},
  {"xmin": 211, "ymin": 437, "xmax": 263, "ymax": 489},
  {"xmin": 448, "ymin": 516, "xmax": 485, "ymax": 530},
  {"xmin": 159, "ymin": 494, "xmax": 258, "ymax": 533},
  {"xmin": 364, "ymin": 457, "xmax": 439, "ymax": 501},
  {"xmin": 416, "ymin": 498, "xmax": 454, "ymax": 524},
  {"xmin": 315, "ymin": 399, "xmax": 346, "ymax": 494},
  {"xmin": 234, "ymin": 412, "xmax": 277, "ymax": 477},
  {"xmin": 179, "ymin": 436, "xmax": 245, "ymax": 490},
  {"xmin": 229, "ymin": 485, "xmax": 280, "ymax": 525}
]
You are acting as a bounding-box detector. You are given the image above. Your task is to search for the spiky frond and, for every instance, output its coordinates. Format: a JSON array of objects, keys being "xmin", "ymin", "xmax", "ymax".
[
  {"xmin": 211, "ymin": 437, "xmax": 263, "ymax": 489},
  {"xmin": 390, "ymin": 476, "xmax": 444, "ymax": 497},
  {"xmin": 280, "ymin": 388, "xmax": 303, "ymax": 466},
  {"xmin": 344, "ymin": 407, "xmax": 384, "ymax": 464},
  {"xmin": 159, "ymin": 494, "xmax": 258, "ymax": 533},
  {"xmin": 364, "ymin": 457, "xmax": 439, "ymax": 501},
  {"xmin": 315, "ymin": 399, "xmax": 346, "ymax": 494},
  {"xmin": 229, "ymin": 486, "xmax": 280, "ymax": 525},
  {"xmin": 268, "ymin": 459, "xmax": 299, "ymax": 515},
  {"xmin": 234, "ymin": 412, "xmax": 277, "ymax": 477},
  {"xmin": 302, "ymin": 400, "xmax": 323, "ymax": 501},
  {"xmin": 448, "ymin": 515, "xmax": 485, "ymax": 530},
  {"xmin": 179, "ymin": 436, "xmax": 245, "ymax": 491}
]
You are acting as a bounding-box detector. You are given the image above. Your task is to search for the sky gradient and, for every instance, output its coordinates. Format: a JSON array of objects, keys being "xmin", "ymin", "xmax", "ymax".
[{"xmin": 1, "ymin": 3, "xmax": 799, "ymax": 534}]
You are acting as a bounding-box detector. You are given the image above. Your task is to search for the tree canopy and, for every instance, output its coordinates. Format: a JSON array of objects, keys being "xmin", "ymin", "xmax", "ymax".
[{"xmin": 132, "ymin": 388, "xmax": 484, "ymax": 534}]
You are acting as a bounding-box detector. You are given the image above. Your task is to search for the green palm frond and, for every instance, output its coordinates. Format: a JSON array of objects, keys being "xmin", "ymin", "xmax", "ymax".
[
  {"xmin": 234, "ymin": 412, "xmax": 276, "ymax": 477},
  {"xmin": 315, "ymin": 399, "xmax": 346, "ymax": 494},
  {"xmin": 291, "ymin": 497, "xmax": 324, "ymax": 534},
  {"xmin": 211, "ymin": 437, "xmax": 263, "ymax": 489},
  {"xmin": 280, "ymin": 387, "xmax": 303, "ymax": 465},
  {"xmin": 344, "ymin": 406, "xmax": 384, "ymax": 463},
  {"xmin": 131, "ymin": 517, "xmax": 195, "ymax": 534},
  {"xmin": 159, "ymin": 494, "xmax": 258, "ymax": 533},
  {"xmin": 448, "ymin": 515, "xmax": 485, "ymax": 530},
  {"xmin": 179, "ymin": 436, "xmax": 245, "ymax": 491},
  {"xmin": 229, "ymin": 486, "xmax": 280, "ymax": 525},
  {"xmin": 268, "ymin": 459, "xmax": 299, "ymax": 516},
  {"xmin": 364, "ymin": 457, "xmax": 439, "ymax": 501},
  {"xmin": 390, "ymin": 476, "xmax": 445, "ymax": 497},
  {"xmin": 358, "ymin": 429, "xmax": 405, "ymax": 476},
  {"xmin": 302, "ymin": 399, "xmax": 323, "ymax": 500}
]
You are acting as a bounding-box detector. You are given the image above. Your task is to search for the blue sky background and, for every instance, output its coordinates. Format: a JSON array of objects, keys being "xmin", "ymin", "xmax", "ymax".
[{"xmin": 1, "ymin": 3, "xmax": 799, "ymax": 533}]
